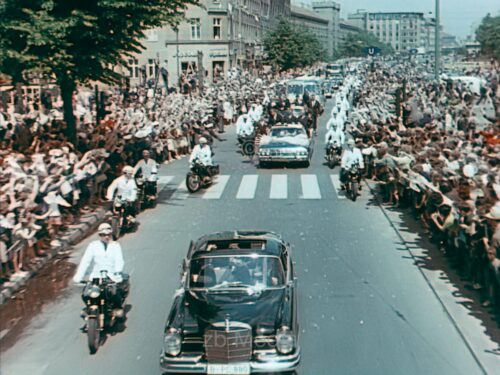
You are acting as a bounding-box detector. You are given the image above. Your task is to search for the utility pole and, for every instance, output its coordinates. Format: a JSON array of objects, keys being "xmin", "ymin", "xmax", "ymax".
[
  {"xmin": 238, "ymin": 0, "xmax": 242, "ymax": 68},
  {"xmin": 176, "ymin": 27, "xmax": 180, "ymax": 88},
  {"xmin": 435, "ymin": 0, "xmax": 441, "ymax": 81}
]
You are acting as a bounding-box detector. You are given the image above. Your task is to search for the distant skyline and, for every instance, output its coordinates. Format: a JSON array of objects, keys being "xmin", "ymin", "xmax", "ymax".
[{"xmin": 296, "ymin": 0, "xmax": 500, "ymax": 39}]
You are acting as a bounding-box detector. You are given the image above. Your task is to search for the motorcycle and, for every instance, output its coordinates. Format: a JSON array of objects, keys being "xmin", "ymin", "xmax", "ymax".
[
  {"xmin": 325, "ymin": 141, "xmax": 342, "ymax": 169},
  {"xmin": 186, "ymin": 159, "xmax": 220, "ymax": 193},
  {"xmin": 80, "ymin": 270, "xmax": 128, "ymax": 354},
  {"xmin": 346, "ymin": 163, "xmax": 362, "ymax": 201},
  {"xmin": 135, "ymin": 173, "xmax": 158, "ymax": 210},
  {"xmin": 110, "ymin": 196, "xmax": 137, "ymax": 240}
]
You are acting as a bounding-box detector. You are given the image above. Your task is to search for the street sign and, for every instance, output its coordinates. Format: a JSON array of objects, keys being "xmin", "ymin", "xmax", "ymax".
[{"xmin": 364, "ymin": 46, "xmax": 381, "ymax": 56}]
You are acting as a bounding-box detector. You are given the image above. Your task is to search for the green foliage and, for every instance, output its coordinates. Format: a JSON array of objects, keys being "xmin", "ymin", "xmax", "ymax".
[
  {"xmin": 263, "ymin": 18, "xmax": 327, "ymax": 70},
  {"xmin": 337, "ymin": 31, "xmax": 394, "ymax": 58},
  {"xmin": 476, "ymin": 13, "xmax": 500, "ymax": 60},
  {"xmin": 0, "ymin": 0, "xmax": 199, "ymax": 143}
]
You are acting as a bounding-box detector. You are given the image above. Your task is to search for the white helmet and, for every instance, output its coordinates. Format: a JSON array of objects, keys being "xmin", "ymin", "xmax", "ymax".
[
  {"xmin": 122, "ymin": 165, "xmax": 134, "ymax": 174},
  {"xmin": 347, "ymin": 139, "xmax": 355, "ymax": 146},
  {"xmin": 199, "ymin": 137, "xmax": 208, "ymax": 145},
  {"xmin": 98, "ymin": 223, "xmax": 112, "ymax": 235}
]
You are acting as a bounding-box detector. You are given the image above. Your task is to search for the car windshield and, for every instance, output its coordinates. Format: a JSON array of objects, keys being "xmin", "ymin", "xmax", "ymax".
[
  {"xmin": 287, "ymin": 84, "xmax": 303, "ymax": 95},
  {"xmin": 304, "ymin": 84, "xmax": 319, "ymax": 95},
  {"xmin": 271, "ymin": 127, "xmax": 304, "ymax": 138},
  {"xmin": 189, "ymin": 255, "xmax": 285, "ymax": 290}
]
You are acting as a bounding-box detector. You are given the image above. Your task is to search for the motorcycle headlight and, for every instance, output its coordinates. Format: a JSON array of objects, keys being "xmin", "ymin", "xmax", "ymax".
[
  {"xmin": 276, "ymin": 326, "xmax": 295, "ymax": 354},
  {"xmin": 86, "ymin": 285, "xmax": 101, "ymax": 299},
  {"xmin": 164, "ymin": 329, "xmax": 182, "ymax": 356},
  {"xmin": 115, "ymin": 201, "xmax": 122, "ymax": 208}
]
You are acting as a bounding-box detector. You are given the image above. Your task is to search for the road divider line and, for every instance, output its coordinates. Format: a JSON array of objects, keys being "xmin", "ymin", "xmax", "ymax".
[
  {"xmin": 270, "ymin": 175, "xmax": 287, "ymax": 199},
  {"xmin": 236, "ymin": 175, "xmax": 259, "ymax": 199},
  {"xmin": 330, "ymin": 174, "xmax": 346, "ymax": 200},
  {"xmin": 203, "ymin": 175, "xmax": 230, "ymax": 199},
  {"xmin": 300, "ymin": 174, "xmax": 321, "ymax": 199}
]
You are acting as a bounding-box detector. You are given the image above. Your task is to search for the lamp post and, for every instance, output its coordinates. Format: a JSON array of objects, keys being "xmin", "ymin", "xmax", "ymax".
[
  {"xmin": 175, "ymin": 27, "xmax": 180, "ymax": 87},
  {"xmin": 435, "ymin": 0, "xmax": 441, "ymax": 81}
]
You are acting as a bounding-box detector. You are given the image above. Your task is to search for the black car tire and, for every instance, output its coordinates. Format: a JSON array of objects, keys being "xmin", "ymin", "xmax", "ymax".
[
  {"xmin": 303, "ymin": 160, "xmax": 310, "ymax": 168},
  {"xmin": 87, "ymin": 318, "xmax": 100, "ymax": 354}
]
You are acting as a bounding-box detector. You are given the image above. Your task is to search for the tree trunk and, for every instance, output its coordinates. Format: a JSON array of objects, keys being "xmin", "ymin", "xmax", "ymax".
[
  {"xmin": 15, "ymin": 82, "xmax": 24, "ymax": 114},
  {"xmin": 59, "ymin": 75, "xmax": 77, "ymax": 146}
]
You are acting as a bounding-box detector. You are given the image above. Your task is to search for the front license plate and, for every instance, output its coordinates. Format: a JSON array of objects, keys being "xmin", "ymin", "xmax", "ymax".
[{"xmin": 207, "ymin": 363, "xmax": 250, "ymax": 374}]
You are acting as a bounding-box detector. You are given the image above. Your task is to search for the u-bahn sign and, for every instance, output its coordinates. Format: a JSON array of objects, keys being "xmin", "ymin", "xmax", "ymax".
[{"xmin": 364, "ymin": 46, "xmax": 381, "ymax": 56}]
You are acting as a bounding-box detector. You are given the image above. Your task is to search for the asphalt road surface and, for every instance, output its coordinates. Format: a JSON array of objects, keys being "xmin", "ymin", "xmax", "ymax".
[{"xmin": 1, "ymin": 102, "xmax": 498, "ymax": 375}]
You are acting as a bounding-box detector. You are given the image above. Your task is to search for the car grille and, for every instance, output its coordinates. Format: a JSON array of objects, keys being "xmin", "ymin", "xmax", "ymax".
[{"xmin": 204, "ymin": 323, "xmax": 252, "ymax": 363}]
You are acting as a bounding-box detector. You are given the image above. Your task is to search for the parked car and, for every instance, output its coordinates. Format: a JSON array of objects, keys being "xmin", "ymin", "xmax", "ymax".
[
  {"xmin": 160, "ymin": 230, "xmax": 300, "ymax": 374},
  {"xmin": 258, "ymin": 124, "xmax": 314, "ymax": 168}
]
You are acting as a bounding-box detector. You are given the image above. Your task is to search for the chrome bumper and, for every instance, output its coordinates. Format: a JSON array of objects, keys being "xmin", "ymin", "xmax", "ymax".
[
  {"xmin": 259, "ymin": 155, "xmax": 309, "ymax": 162},
  {"xmin": 160, "ymin": 348, "xmax": 301, "ymax": 373}
]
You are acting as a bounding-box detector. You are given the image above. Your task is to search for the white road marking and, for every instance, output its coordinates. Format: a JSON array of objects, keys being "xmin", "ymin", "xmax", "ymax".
[
  {"xmin": 172, "ymin": 180, "xmax": 190, "ymax": 200},
  {"xmin": 236, "ymin": 175, "xmax": 259, "ymax": 199},
  {"xmin": 158, "ymin": 176, "xmax": 175, "ymax": 191},
  {"xmin": 300, "ymin": 174, "xmax": 321, "ymax": 199},
  {"xmin": 270, "ymin": 175, "xmax": 288, "ymax": 199},
  {"xmin": 330, "ymin": 174, "xmax": 346, "ymax": 200},
  {"xmin": 203, "ymin": 175, "xmax": 230, "ymax": 199}
]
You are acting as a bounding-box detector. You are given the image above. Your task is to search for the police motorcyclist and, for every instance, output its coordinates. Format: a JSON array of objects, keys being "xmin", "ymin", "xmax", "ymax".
[
  {"xmin": 236, "ymin": 114, "xmax": 255, "ymax": 138},
  {"xmin": 73, "ymin": 223, "xmax": 129, "ymax": 313},
  {"xmin": 340, "ymin": 139, "xmax": 364, "ymax": 190},
  {"xmin": 325, "ymin": 125, "xmax": 345, "ymax": 147},
  {"xmin": 133, "ymin": 150, "xmax": 158, "ymax": 201},
  {"xmin": 106, "ymin": 165, "xmax": 138, "ymax": 222}
]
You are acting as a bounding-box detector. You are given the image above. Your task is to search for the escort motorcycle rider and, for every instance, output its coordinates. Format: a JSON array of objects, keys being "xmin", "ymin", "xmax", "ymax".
[
  {"xmin": 340, "ymin": 138, "xmax": 364, "ymax": 190},
  {"xmin": 106, "ymin": 165, "xmax": 138, "ymax": 222},
  {"xmin": 73, "ymin": 223, "xmax": 129, "ymax": 314},
  {"xmin": 134, "ymin": 150, "xmax": 158, "ymax": 201}
]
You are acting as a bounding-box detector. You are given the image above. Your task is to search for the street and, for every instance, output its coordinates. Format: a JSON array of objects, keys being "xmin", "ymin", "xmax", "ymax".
[{"xmin": 0, "ymin": 104, "xmax": 496, "ymax": 375}]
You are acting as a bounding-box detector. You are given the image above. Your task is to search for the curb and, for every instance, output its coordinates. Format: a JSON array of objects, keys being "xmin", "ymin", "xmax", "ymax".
[{"xmin": 0, "ymin": 207, "xmax": 110, "ymax": 305}]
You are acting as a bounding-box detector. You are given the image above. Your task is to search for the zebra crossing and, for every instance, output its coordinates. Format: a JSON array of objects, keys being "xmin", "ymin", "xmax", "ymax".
[{"xmin": 157, "ymin": 174, "xmax": 369, "ymax": 201}]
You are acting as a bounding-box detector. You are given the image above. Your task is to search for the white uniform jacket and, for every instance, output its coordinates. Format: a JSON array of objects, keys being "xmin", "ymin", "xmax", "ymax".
[
  {"xmin": 134, "ymin": 159, "xmax": 158, "ymax": 180},
  {"xmin": 189, "ymin": 144, "xmax": 213, "ymax": 166},
  {"xmin": 106, "ymin": 176, "xmax": 138, "ymax": 202},
  {"xmin": 73, "ymin": 240, "xmax": 124, "ymax": 282},
  {"xmin": 341, "ymin": 147, "xmax": 365, "ymax": 170}
]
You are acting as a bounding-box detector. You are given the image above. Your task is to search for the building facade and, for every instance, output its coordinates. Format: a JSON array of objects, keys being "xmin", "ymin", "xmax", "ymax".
[
  {"xmin": 311, "ymin": 1, "xmax": 340, "ymax": 57},
  {"xmin": 290, "ymin": 5, "xmax": 330, "ymax": 56},
  {"xmin": 347, "ymin": 10, "xmax": 434, "ymax": 53},
  {"xmin": 338, "ymin": 19, "xmax": 363, "ymax": 47},
  {"xmin": 127, "ymin": 0, "xmax": 291, "ymax": 86}
]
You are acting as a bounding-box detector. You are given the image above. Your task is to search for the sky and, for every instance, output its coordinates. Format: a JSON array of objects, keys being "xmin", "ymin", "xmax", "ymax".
[{"xmin": 297, "ymin": 0, "xmax": 500, "ymax": 39}]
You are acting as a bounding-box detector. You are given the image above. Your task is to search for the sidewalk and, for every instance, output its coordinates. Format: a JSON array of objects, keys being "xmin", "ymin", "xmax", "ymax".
[{"xmin": 0, "ymin": 207, "xmax": 109, "ymax": 305}]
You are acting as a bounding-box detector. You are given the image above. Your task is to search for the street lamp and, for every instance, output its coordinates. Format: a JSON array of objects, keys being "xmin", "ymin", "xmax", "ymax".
[
  {"xmin": 435, "ymin": 0, "xmax": 441, "ymax": 81},
  {"xmin": 175, "ymin": 27, "xmax": 180, "ymax": 86}
]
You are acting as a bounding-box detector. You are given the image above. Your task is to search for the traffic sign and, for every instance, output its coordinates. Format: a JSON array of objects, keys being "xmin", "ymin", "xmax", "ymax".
[{"xmin": 364, "ymin": 46, "xmax": 381, "ymax": 56}]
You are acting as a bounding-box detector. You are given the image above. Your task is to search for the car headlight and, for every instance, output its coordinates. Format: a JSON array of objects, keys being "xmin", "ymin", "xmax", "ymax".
[
  {"xmin": 86, "ymin": 285, "xmax": 101, "ymax": 299},
  {"xmin": 164, "ymin": 329, "xmax": 182, "ymax": 356},
  {"xmin": 276, "ymin": 326, "xmax": 295, "ymax": 354}
]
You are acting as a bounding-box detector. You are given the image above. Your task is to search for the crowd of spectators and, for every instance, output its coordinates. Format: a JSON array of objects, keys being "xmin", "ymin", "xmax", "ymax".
[
  {"xmin": 0, "ymin": 67, "xmax": 285, "ymax": 283},
  {"xmin": 349, "ymin": 58, "xmax": 499, "ymax": 310}
]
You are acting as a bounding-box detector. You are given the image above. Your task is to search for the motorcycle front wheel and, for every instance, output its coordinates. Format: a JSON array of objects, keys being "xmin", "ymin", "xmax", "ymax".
[
  {"xmin": 242, "ymin": 141, "xmax": 255, "ymax": 156},
  {"xmin": 350, "ymin": 181, "xmax": 358, "ymax": 202},
  {"xmin": 111, "ymin": 216, "xmax": 121, "ymax": 241},
  {"xmin": 186, "ymin": 174, "xmax": 201, "ymax": 193},
  {"xmin": 327, "ymin": 156, "xmax": 336, "ymax": 169},
  {"xmin": 87, "ymin": 318, "xmax": 100, "ymax": 354}
]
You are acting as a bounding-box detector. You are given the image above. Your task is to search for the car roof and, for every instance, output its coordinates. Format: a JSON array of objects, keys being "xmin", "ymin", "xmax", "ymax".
[
  {"xmin": 191, "ymin": 230, "xmax": 285, "ymax": 258},
  {"xmin": 272, "ymin": 123, "xmax": 305, "ymax": 129}
]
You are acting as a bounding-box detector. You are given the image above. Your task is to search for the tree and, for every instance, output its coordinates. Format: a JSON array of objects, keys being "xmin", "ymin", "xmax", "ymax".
[
  {"xmin": 263, "ymin": 18, "xmax": 327, "ymax": 71},
  {"xmin": 476, "ymin": 13, "xmax": 500, "ymax": 60},
  {"xmin": 0, "ymin": 0, "xmax": 199, "ymax": 144},
  {"xmin": 337, "ymin": 31, "xmax": 394, "ymax": 58}
]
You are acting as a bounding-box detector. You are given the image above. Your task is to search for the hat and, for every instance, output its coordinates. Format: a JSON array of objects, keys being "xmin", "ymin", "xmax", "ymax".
[
  {"xmin": 483, "ymin": 202, "xmax": 500, "ymax": 220},
  {"xmin": 98, "ymin": 223, "xmax": 112, "ymax": 235},
  {"xmin": 347, "ymin": 139, "xmax": 355, "ymax": 146},
  {"xmin": 122, "ymin": 165, "xmax": 134, "ymax": 174},
  {"xmin": 199, "ymin": 137, "xmax": 208, "ymax": 145}
]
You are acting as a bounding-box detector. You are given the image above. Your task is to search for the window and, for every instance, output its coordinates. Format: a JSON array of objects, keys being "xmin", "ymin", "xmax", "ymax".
[
  {"xmin": 190, "ymin": 18, "xmax": 201, "ymax": 40},
  {"xmin": 213, "ymin": 18, "xmax": 221, "ymax": 39},
  {"xmin": 145, "ymin": 29, "xmax": 158, "ymax": 42},
  {"xmin": 128, "ymin": 58, "xmax": 139, "ymax": 78},
  {"xmin": 147, "ymin": 59, "xmax": 156, "ymax": 78}
]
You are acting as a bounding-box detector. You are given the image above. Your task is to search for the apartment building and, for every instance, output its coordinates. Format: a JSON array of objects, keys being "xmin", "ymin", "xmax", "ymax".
[{"xmin": 290, "ymin": 5, "xmax": 330, "ymax": 56}]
